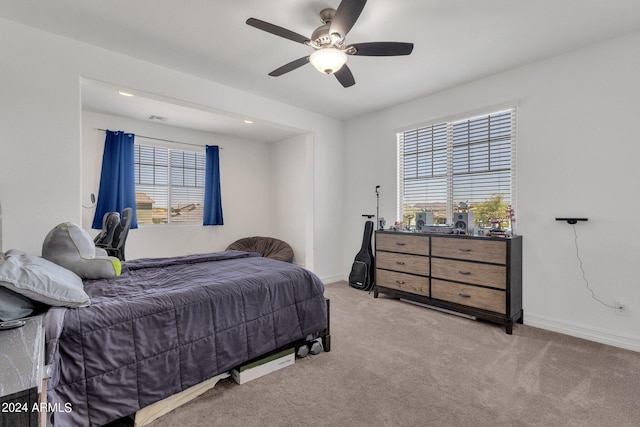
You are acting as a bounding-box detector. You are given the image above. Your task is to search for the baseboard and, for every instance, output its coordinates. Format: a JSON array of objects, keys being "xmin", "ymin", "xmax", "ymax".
[
  {"xmin": 319, "ymin": 273, "xmax": 345, "ymax": 285},
  {"xmin": 525, "ymin": 313, "xmax": 640, "ymax": 353}
]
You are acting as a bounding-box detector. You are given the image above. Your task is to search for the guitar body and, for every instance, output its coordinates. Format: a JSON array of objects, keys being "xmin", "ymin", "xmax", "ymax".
[{"xmin": 348, "ymin": 220, "xmax": 375, "ymax": 291}]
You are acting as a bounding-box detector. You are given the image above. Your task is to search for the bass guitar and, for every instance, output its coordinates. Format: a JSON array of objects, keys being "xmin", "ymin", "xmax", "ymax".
[{"xmin": 348, "ymin": 220, "xmax": 375, "ymax": 291}]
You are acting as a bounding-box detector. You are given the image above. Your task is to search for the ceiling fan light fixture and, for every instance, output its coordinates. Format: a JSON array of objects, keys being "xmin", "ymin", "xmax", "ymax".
[{"xmin": 310, "ymin": 47, "xmax": 347, "ymax": 74}]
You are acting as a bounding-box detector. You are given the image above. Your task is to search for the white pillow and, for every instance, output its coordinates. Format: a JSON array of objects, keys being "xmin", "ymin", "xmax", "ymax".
[
  {"xmin": 0, "ymin": 286, "xmax": 35, "ymax": 321},
  {"xmin": 0, "ymin": 249, "xmax": 90, "ymax": 308}
]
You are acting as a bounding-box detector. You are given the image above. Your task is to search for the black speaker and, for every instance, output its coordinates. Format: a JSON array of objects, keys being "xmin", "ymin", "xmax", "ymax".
[
  {"xmin": 453, "ymin": 212, "xmax": 474, "ymax": 232},
  {"xmin": 415, "ymin": 211, "xmax": 434, "ymax": 230}
]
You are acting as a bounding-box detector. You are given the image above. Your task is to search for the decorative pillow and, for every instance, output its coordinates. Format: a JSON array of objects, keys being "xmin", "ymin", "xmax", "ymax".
[
  {"xmin": 0, "ymin": 249, "xmax": 90, "ymax": 308},
  {"xmin": 0, "ymin": 286, "xmax": 35, "ymax": 321},
  {"xmin": 42, "ymin": 222, "xmax": 121, "ymax": 279}
]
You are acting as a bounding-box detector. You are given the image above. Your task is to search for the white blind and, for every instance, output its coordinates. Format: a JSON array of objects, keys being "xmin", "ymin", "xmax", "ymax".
[
  {"xmin": 397, "ymin": 108, "xmax": 516, "ymax": 226},
  {"xmin": 134, "ymin": 144, "xmax": 205, "ymax": 224},
  {"xmin": 398, "ymin": 122, "xmax": 448, "ymax": 223}
]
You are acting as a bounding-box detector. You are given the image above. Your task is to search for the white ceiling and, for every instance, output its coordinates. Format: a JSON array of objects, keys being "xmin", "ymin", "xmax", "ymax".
[
  {"xmin": 81, "ymin": 79, "xmax": 304, "ymax": 143},
  {"xmin": 2, "ymin": 0, "xmax": 640, "ymax": 134}
]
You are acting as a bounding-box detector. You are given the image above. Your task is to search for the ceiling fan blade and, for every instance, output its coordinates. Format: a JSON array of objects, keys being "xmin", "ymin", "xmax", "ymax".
[
  {"xmin": 330, "ymin": 0, "xmax": 367, "ymax": 40},
  {"xmin": 334, "ymin": 65, "xmax": 356, "ymax": 88},
  {"xmin": 246, "ymin": 18, "xmax": 309, "ymax": 45},
  {"xmin": 348, "ymin": 42, "xmax": 414, "ymax": 56},
  {"xmin": 268, "ymin": 56, "xmax": 310, "ymax": 77}
]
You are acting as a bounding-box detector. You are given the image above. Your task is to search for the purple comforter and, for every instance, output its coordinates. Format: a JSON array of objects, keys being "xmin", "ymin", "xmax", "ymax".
[{"xmin": 45, "ymin": 251, "xmax": 326, "ymax": 426}]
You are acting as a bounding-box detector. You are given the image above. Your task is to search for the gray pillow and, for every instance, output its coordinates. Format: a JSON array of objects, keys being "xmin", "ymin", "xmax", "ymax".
[
  {"xmin": 0, "ymin": 286, "xmax": 35, "ymax": 321},
  {"xmin": 0, "ymin": 249, "xmax": 90, "ymax": 308}
]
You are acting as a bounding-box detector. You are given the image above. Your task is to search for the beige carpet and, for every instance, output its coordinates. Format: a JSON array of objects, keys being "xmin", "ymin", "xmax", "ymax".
[{"xmin": 136, "ymin": 281, "xmax": 640, "ymax": 427}]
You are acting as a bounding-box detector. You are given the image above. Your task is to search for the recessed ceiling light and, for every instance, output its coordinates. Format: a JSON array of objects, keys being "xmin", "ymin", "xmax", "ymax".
[
  {"xmin": 118, "ymin": 91, "xmax": 134, "ymax": 97},
  {"xmin": 244, "ymin": 119, "xmax": 254, "ymax": 124}
]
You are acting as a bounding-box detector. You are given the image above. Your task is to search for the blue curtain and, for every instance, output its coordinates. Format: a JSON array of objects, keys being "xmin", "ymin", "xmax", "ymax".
[
  {"xmin": 92, "ymin": 130, "xmax": 138, "ymax": 229},
  {"xmin": 203, "ymin": 145, "xmax": 224, "ymax": 226}
]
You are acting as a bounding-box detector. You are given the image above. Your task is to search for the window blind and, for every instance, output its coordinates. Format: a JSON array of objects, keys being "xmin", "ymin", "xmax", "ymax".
[
  {"xmin": 397, "ymin": 107, "xmax": 516, "ymax": 226},
  {"xmin": 134, "ymin": 144, "xmax": 205, "ymax": 224},
  {"xmin": 398, "ymin": 122, "xmax": 448, "ymax": 223}
]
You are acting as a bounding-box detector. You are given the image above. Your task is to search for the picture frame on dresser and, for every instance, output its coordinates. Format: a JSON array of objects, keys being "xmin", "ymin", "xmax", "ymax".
[{"xmin": 373, "ymin": 231, "xmax": 523, "ymax": 334}]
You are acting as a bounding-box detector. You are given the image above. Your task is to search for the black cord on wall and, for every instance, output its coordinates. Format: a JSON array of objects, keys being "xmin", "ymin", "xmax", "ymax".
[{"xmin": 571, "ymin": 223, "xmax": 616, "ymax": 309}]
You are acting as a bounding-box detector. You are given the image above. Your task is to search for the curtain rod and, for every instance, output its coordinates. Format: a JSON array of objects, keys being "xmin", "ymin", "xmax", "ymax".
[{"xmin": 96, "ymin": 128, "xmax": 221, "ymax": 149}]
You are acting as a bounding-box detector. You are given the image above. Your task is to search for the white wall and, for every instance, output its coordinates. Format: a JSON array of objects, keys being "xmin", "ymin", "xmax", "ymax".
[
  {"xmin": 344, "ymin": 31, "xmax": 640, "ymax": 351},
  {"xmin": 269, "ymin": 134, "xmax": 312, "ymax": 266},
  {"xmin": 0, "ymin": 17, "xmax": 344, "ymax": 281}
]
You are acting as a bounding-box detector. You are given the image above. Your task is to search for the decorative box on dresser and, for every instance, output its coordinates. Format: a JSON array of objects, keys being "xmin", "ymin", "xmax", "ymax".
[{"xmin": 374, "ymin": 231, "xmax": 523, "ymax": 334}]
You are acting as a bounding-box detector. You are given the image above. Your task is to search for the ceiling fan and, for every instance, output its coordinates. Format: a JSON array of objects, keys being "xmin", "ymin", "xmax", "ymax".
[{"xmin": 246, "ymin": 0, "xmax": 414, "ymax": 88}]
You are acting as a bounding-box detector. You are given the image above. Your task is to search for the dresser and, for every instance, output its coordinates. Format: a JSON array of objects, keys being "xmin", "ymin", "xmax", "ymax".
[
  {"xmin": 0, "ymin": 315, "xmax": 47, "ymax": 427},
  {"xmin": 374, "ymin": 231, "xmax": 522, "ymax": 334}
]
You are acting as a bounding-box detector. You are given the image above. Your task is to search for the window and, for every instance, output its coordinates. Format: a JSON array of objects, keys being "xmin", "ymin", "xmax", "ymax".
[
  {"xmin": 134, "ymin": 143, "xmax": 205, "ymax": 224},
  {"xmin": 397, "ymin": 108, "xmax": 516, "ymax": 229}
]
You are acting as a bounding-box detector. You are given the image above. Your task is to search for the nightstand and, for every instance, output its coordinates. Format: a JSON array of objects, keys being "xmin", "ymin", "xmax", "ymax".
[{"xmin": 0, "ymin": 315, "xmax": 47, "ymax": 427}]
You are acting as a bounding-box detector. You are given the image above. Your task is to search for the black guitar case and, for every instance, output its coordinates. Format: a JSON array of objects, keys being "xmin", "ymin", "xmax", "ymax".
[{"xmin": 349, "ymin": 220, "xmax": 375, "ymax": 291}]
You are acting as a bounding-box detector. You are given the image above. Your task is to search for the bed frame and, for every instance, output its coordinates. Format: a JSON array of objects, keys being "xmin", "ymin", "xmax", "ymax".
[{"xmin": 134, "ymin": 298, "xmax": 331, "ymax": 426}]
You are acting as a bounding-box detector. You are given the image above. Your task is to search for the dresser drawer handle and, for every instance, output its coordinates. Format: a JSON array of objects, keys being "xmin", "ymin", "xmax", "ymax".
[
  {"xmin": 458, "ymin": 271, "xmax": 471, "ymax": 275},
  {"xmin": 395, "ymin": 242, "xmax": 406, "ymax": 246},
  {"xmin": 396, "ymin": 261, "xmax": 406, "ymax": 265},
  {"xmin": 458, "ymin": 292, "xmax": 471, "ymax": 298},
  {"xmin": 395, "ymin": 280, "xmax": 405, "ymax": 285},
  {"xmin": 459, "ymin": 248, "xmax": 472, "ymax": 252}
]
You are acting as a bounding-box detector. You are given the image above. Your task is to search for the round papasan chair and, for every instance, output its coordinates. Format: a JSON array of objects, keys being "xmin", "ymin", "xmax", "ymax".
[{"xmin": 226, "ymin": 236, "xmax": 294, "ymax": 263}]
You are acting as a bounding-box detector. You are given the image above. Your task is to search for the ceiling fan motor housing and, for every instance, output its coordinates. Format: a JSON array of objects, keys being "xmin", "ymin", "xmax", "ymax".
[
  {"xmin": 313, "ymin": 8, "xmax": 342, "ymax": 47},
  {"xmin": 311, "ymin": 23, "xmax": 332, "ymax": 46}
]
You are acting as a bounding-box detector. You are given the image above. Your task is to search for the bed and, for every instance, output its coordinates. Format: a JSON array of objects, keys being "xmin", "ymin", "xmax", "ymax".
[{"xmin": 43, "ymin": 251, "xmax": 328, "ymax": 426}]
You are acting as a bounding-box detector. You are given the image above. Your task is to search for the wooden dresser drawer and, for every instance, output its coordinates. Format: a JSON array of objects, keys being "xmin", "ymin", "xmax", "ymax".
[
  {"xmin": 376, "ymin": 251, "xmax": 430, "ymax": 276},
  {"xmin": 431, "ymin": 237, "xmax": 506, "ymax": 264},
  {"xmin": 376, "ymin": 233, "xmax": 429, "ymax": 256},
  {"xmin": 431, "ymin": 258, "xmax": 506, "ymax": 289},
  {"xmin": 376, "ymin": 269, "xmax": 430, "ymax": 297},
  {"xmin": 431, "ymin": 279, "xmax": 506, "ymax": 314}
]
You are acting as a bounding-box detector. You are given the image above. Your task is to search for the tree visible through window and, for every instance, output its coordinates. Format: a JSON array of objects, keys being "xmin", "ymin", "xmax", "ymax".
[
  {"xmin": 134, "ymin": 143, "xmax": 205, "ymax": 224},
  {"xmin": 397, "ymin": 108, "xmax": 516, "ymax": 230}
]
